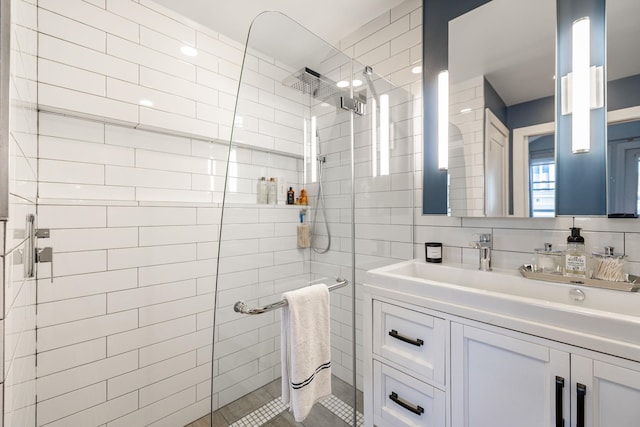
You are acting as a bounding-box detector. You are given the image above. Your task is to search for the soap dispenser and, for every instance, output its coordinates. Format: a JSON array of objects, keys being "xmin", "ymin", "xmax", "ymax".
[{"xmin": 564, "ymin": 227, "xmax": 586, "ymax": 278}]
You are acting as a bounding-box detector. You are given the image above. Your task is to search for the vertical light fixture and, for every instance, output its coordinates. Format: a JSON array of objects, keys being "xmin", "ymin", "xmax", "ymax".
[
  {"xmin": 379, "ymin": 94, "xmax": 390, "ymax": 176},
  {"xmin": 572, "ymin": 17, "xmax": 590, "ymax": 153},
  {"xmin": 311, "ymin": 116, "xmax": 317, "ymax": 182},
  {"xmin": 371, "ymin": 98, "xmax": 378, "ymax": 177},
  {"xmin": 303, "ymin": 119, "xmax": 308, "ymax": 183},
  {"xmin": 438, "ymin": 70, "xmax": 449, "ymax": 169}
]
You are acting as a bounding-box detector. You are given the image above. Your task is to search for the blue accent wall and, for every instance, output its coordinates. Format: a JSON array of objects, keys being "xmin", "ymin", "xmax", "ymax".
[
  {"xmin": 422, "ymin": 0, "xmax": 490, "ymax": 214},
  {"xmin": 555, "ymin": 0, "xmax": 606, "ymax": 216},
  {"xmin": 484, "ymin": 78, "xmax": 507, "ymax": 124},
  {"xmin": 608, "ymin": 74, "xmax": 640, "ymax": 111},
  {"xmin": 506, "ymin": 96, "xmax": 555, "ymax": 130}
]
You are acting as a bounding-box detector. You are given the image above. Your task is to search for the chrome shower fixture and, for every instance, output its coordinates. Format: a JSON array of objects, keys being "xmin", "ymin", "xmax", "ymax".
[
  {"xmin": 283, "ymin": 67, "xmax": 341, "ymax": 99},
  {"xmin": 362, "ymin": 65, "xmax": 379, "ymax": 104}
]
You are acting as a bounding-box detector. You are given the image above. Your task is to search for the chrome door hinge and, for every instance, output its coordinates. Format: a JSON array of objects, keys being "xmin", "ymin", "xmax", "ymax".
[{"xmin": 35, "ymin": 228, "xmax": 50, "ymax": 238}]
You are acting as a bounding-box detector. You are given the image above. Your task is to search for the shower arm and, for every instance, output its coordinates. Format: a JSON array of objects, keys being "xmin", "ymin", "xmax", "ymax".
[
  {"xmin": 363, "ymin": 65, "xmax": 379, "ymax": 103},
  {"xmin": 233, "ymin": 278, "xmax": 348, "ymax": 315}
]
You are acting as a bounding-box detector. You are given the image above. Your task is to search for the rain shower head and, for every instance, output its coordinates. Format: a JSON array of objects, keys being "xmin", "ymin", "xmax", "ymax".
[{"xmin": 283, "ymin": 67, "xmax": 341, "ymax": 99}]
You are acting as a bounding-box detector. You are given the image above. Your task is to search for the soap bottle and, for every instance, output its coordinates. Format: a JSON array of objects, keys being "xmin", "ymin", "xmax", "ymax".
[
  {"xmin": 287, "ymin": 187, "xmax": 295, "ymax": 205},
  {"xmin": 257, "ymin": 177, "xmax": 268, "ymax": 204},
  {"xmin": 564, "ymin": 227, "xmax": 586, "ymax": 278},
  {"xmin": 268, "ymin": 178, "xmax": 277, "ymax": 204}
]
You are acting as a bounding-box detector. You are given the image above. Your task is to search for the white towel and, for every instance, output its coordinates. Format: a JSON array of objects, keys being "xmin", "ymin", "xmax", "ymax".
[{"xmin": 281, "ymin": 284, "xmax": 332, "ymax": 422}]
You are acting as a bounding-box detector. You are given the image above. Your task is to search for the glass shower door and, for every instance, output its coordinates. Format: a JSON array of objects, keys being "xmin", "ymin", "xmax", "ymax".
[{"xmin": 210, "ymin": 12, "xmax": 359, "ymax": 426}]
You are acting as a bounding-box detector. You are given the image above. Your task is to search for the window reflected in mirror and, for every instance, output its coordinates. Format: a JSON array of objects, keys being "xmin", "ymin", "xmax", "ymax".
[{"xmin": 528, "ymin": 134, "xmax": 555, "ymax": 217}]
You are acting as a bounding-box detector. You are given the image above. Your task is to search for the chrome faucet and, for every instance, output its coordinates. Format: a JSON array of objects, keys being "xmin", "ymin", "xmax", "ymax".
[{"xmin": 474, "ymin": 234, "xmax": 492, "ymax": 271}]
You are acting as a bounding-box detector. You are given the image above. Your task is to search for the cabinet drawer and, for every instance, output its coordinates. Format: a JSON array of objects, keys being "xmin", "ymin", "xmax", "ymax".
[
  {"xmin": 373, "ymin": 300, "xmax": 446, "ymax": 384},
  {"xmin": 373, "ymin": 360, "xmax": 446, "ymax": 427}
]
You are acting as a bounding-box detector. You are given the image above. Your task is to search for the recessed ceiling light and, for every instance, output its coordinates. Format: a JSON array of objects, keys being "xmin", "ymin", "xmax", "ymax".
[
  {"xmin": 336, "ymin": 80, "xmax": 349, "ymax": 88},
  {"xmin": 139, "ymin": 99, "xmax": 153, "ymax": 107},
  {"xmin": 460, "ymin": 108, "xmax": 472, "ymax": 114},
  {"xmin": 180, "ymin": 45, "xmax": 198, "ymax": 57},
  {"xmin": 352, "ymin": 79, "xmax": 363, "ymax": 87},
  {"xmin": 411, "ymin": 65, "xmax": 422, "ymax": 74}
]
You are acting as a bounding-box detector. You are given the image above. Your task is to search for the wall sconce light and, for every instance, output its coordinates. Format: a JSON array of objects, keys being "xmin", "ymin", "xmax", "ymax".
[
  {"xmin": 561, "ymin": 17, "xmax": 603, "ymax": 154},
  {"xmin": 438, "ymin": 70, "xmax": 449, "ymax": 169}
]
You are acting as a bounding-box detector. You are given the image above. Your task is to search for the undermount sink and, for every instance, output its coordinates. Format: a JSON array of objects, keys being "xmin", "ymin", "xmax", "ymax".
[{"xmin": 366, "ymin": 259, "xmax": 640, "ymax": 361}]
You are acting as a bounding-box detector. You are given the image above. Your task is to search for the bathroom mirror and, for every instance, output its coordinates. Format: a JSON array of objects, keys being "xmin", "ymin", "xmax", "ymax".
[
  {"xmin": 606, "ymin": 0, "xmax": 640, "ymax": 216},
  {"xmin": 445, "ymin": 0, "xmax": 556, "ymax": 217},
  {"xmin": 509, "ymin": 0, "xmax": 640, "ymax": 217}
]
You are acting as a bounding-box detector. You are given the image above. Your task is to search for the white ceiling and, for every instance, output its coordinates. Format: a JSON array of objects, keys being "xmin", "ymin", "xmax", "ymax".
[
  {"xmin": 155, "ymin": 0, "xmax": 639, "ymax": 109},
  {"xmin": 449, "ymin": 0, "xmax": 556, "ymax": 107},
  {"xmin": 152, "ymin": 0, "xmax": 406, "ymax": 46}
]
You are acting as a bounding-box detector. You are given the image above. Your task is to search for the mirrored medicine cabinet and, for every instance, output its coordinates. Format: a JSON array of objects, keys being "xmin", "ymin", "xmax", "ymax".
[{"xmin": 423, "ymin": 0, "xmax": 640, "ymax": 218}]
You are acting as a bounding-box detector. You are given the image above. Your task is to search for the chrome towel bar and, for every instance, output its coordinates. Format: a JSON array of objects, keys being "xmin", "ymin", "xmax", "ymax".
[{"xmin": 233, "ymin": 278, "xmax": 349, "ymax": 315}]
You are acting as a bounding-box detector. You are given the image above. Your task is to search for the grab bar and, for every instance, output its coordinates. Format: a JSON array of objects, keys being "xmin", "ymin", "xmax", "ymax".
[{"xmin": 233, "ymin": 278, "xmax": 349, "ymax": 315}]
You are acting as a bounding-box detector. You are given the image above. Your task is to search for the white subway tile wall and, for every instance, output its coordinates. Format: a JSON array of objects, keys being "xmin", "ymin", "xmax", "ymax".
[
  {"xmin": 2, "ymin": 0, "xmax": 39, "ymax": 425},
  {"xmin": 448, "ymin": 76, "xmax": 485, "ymax": 216}
]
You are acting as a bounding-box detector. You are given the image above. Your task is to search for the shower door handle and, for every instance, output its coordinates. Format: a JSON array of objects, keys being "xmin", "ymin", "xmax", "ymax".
[{"xmin": 25, "ymin": 214, "xmax": 35, "ymax": 278}]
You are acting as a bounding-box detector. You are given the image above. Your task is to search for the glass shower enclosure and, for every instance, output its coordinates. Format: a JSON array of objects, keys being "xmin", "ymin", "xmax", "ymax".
[{"xmin": 210, "ymin": 12, "xmax": 414, "ymax": 426}]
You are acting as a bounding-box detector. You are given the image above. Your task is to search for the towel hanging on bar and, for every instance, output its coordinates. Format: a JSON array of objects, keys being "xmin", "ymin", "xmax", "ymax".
[{"xmin": 280, "ymin": 283, "xmax": 332, "ymax": 421}]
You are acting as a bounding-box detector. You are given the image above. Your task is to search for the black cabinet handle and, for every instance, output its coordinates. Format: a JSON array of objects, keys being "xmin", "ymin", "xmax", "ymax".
[
  {"xmin": 389, "ymin": 329, "xmax": 424, "ymax": 347},
  {"xmin": 577, "ymin": 383, "xmax": 586, "ymax": 427},
  {"xmin": 389, "ymin": 391, "xmax": 424, "ymax": 415},
  {"xmin": 555, "ymin": 376, "xmax": 565, "ymax": 427}
]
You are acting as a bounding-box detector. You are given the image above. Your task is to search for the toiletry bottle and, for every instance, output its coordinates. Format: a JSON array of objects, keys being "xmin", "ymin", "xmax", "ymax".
[
  {"xmin": 257, "ymin": 177, "xmax": 268, "ymax": 204},
  {"xmin": 298, "ymin": 188, "xmax": 307, "ymax": 205},
  {"xmin": 534, "ymin": 243, "xmax": 563, "ymax": 274},
  {"xmin": 565, "ymin": 227, "xmax": 586, "ymax": 278},
  {"xmin": 287, "ymin": 187, "xmax": 295, "ymax": 205},
  {"xmin": 268, "ymin": 178, "xmax": 277, "ymax": 204}
]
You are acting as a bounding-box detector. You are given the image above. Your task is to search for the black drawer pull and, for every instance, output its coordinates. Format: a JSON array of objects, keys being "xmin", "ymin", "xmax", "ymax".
[
  {"xmin": 389, "ymin": 392, "xmax": 424, "ymax": 415},
  {"xmin": 577, "ymin": 383, "xmax": 586, "ymax": 427},
  {"xmin": 555, "ymin": 376, "xmax": 565, "ymax": 427},
  {"xmin": 389, "ymin": 329, "xmax": 424, "ymax": 347}
]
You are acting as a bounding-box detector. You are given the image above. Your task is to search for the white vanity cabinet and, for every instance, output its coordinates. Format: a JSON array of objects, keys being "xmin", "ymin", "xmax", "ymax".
[
  {"xmin": 367, "ymin": 299, "xmax": 447, "ymax": 427},
  {"xmin": 450, "ymin": 323, "xmax": 569, "ymax": 427},
  {"xmin": 571, "ymin": 354, "xmax": 640, "ymax": 427},
  {"xmin": 363, "ymin": 286, "xmax": 640, "ymax": 427},
  {"xmin": 451, "ymin": 322, "xmax": 640, "ymax": 427}
]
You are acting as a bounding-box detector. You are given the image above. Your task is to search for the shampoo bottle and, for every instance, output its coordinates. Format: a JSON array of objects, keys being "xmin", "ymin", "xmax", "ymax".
[
  {"xmin": 564, "ymin": 227, "xmax": 586, "ymax": 278},
  {"xmin": 268, "ymin": 178, "xmax": 277, "ymax": 204},
  {"xmin": 257, "ymin": 177, "xmax": 268, "ymax": 204}
]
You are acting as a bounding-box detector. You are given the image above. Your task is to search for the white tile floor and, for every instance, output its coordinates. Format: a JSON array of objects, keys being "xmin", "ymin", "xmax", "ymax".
[{"xmin": 227, "ymin": 394, "xmax": 364, "ymax": 427}]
